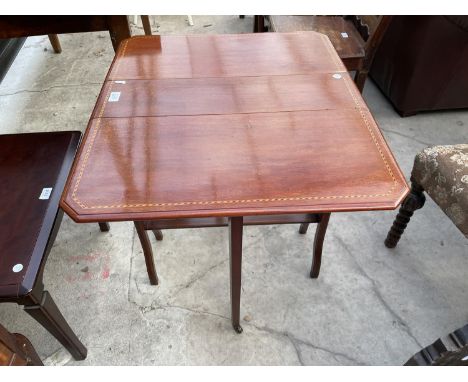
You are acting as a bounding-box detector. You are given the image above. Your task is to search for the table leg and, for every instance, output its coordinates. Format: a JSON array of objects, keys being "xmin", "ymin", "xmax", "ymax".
[
  {"xmin": 47, "ymin": 34, "xmax": 62, "ymax": 53},
  {"xmin": 299, "ymin": 223, "xmax": 309, "ymax": 234},
  {"xmin": 141, "ymin": 15, "xmax": 152, "ymax": 35},
  {"xmin": 99, "ymin": 222, "xmax": 110, "ymax": 232},
  {"xmin": 152, "ymin": 229, "xmax": 163, "ymax": 241},
  {"xmin": 229, "ymin": 216, "xmax": 243, "ymax": 333},
  {"xmin": 134, "ymin": 221, "xmax": 159, "ymax": 285},
  {"xmin": 254, "ymin": 15, "xmax": 265, "ymax": 33},
  {"xmin": 23, "ymin": 288, "xmax": 87, "ymax": 360},
  {"xmin": 106, "ymin": 15, "xmax": 132, "ymax": 52},
  {"xmin": 310, "ymin": 213, "xmax": 331, "ymax": 279}
]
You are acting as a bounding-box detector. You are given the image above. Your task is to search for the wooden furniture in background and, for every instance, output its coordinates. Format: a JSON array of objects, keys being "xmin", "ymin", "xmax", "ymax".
[
  {"xmin": 0, "ymin": 16, "xmax": 132, "ymax": 52},
  {"xmin": 0, "ymin": 131, "xmax": 102, "ymax": 361},
  {"xmin": 0, "ymin": 322, "xmax": 42, "ymax": 366},
  {"xmin": 61, "ymin": 32, "xmax": 408, "ymax": 333},
  {"xmin": 45, "ymin": 16, "xmax": 153, "ymax": 54},
  {"xmin": 255, "ymin": 16, "xmax": 393, "ymax": 92},
  {"xmin": 140, "ymin": 16, "xmax": 152, "ymax": 36},
  {"xmin": 370, "ymin": 16, "xmax": 468, "ymax": 116}
]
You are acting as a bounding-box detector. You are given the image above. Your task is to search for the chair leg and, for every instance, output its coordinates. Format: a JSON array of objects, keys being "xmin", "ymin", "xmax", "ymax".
[
  {"xmin": 385, "ymin": 179, "xmax": 425, "ymax": 248},
  {"xmin": 254, "ymin": 15, "xmax": 265, "ymax": 33},
  {"xmin": 99, "ymin": 222, "xmax": 110, "ymax": 232},
  {"xmin": 299, "ymin": 223, "xmax": 309, "ymax": 234},
  {"xmin": 141, "ymin": 15, "xmax": 152, "ymax": 35},
  {"xmin": 134, "ymin": 221, "xmax": 159, "ymax": 285},
  {"xmin": 310, "ymin": 213, "xmax": 331, "ymax": 279},
  {"xmin": 229, "ymin": 217, "xmax": 244, "ymax": 334},
  {"xmin": 152, "ymin": 229, "xmax": 163, "ymax": 241},
  {"xmin": 354, "ymin": 70, "xmax": 368, "ymax": 93},
  {"xmin": 23, "ymin": 290, "xmax": 87, "ymax": 360},
  {"xmin": 47, "ymin": 34, "xmax": 62, "ymax": 54}
]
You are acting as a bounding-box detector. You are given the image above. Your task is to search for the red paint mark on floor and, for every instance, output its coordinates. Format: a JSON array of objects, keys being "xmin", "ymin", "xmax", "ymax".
[
  {"xmin": 101, "ymin": 264, "xmax": 110, "ymax": 279},
  {"xmin": 68, "ymin": 252, "xmax": 101, "ymax": 262},
  {"xmin": 65, "ymin": 252, "xmax": 111, "ymax": 283}
]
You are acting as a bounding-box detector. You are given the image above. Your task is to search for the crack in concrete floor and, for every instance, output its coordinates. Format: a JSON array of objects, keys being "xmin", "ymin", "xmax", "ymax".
[
  {"xmin": 170, "ymin": 258, "xmax": 229, "ymax": 298},
  {"xmin": 129, "ymin": 232, "xmax": 264, "ymax": 304},
  {"xmin": 133, "ymin": 302, "xmax": 365, "ymax": 365},
  {"xmin": 126, "ymin": 229, "xmax": 366, "ymax": 366},
  {"xmin": 0, "ymin": 82, "xmax": 103, "ymax": 97},
  {"xmin": 380, "ymin": 127, "xmax": 434, "ymax": 146},
  {"xmin": 124, "ymin": 228, "xmax": 403, "ymax": 365},
  {"xmin": 288, "ymin": 336, "xmax": 305, "ymax": 365},
  {"xmin": 333, "ymin": 233, "xmax": 424, "ymax": 348}
]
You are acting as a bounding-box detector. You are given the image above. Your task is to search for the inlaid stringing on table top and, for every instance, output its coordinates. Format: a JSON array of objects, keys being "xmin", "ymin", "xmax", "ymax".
[{"xmin": 60, "ymin": 32, "xmax": 409, "ymax": 222}]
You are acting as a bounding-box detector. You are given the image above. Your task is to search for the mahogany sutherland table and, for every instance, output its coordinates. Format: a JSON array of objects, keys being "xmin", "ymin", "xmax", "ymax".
[{"xmin": 61, "ymin": 32, "xmax": 409, "ymax": 333}]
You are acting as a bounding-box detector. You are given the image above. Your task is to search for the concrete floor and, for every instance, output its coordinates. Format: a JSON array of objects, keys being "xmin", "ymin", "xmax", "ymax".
[{"xmin": 0, "ymin": 15, "xmax": 467, "ymax": 366}]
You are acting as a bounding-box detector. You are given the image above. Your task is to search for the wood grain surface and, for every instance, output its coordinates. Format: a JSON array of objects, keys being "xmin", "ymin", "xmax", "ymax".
[
  {"xmin": 95, "ymin": 74, "xmax": 361, "ymax": 118},
  {"xmin": 61, "ymin": 33, "xmax": 408, "ymax": 222}
]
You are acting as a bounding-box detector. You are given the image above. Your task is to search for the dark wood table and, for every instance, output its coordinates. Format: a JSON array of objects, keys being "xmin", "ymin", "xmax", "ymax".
[
  {"xmin": 61, "ymin": 32, "xmax": 409, "ymax": 333},
  {"xmin": 0, "ymin": 16, "xmax": 132, "ymax": 52},
  {"xmin": 1, "ymin": 132, "xmax": 87, "ymax": 360}
]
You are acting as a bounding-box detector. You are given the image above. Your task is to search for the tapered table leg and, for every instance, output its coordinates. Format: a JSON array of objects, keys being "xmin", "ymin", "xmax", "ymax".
[
  {"xmin": 134, "ymin": 221, "xmax": 159, "ymax": 285},
  {"xmin": 23, "ymin": 290, "xmax": 87, "ymax": 360},
  {"xmin": 310, "ymin": 213, "xmax": 331, "ymax": 279},
  {"xmin": 229, "ymin": 216, "xmax": 243, "ymax": 333}
]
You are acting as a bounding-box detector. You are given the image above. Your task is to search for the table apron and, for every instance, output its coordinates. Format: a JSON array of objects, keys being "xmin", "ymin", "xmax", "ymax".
[{"xmin": 142, "ymin": 213, "xmax": 321, "ymax": 231}]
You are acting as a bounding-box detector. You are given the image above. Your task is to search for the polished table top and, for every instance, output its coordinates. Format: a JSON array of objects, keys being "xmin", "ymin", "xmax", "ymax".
[
  {"xmin": 1, "ymin": 132, "xmax": 80, "ymax": 297},
  {"xmin": 61, "ymin": 32, "xmax": 409, "ymax": 222}
]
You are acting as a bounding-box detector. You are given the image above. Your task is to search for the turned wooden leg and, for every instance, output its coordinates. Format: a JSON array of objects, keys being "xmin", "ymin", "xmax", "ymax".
[
  {"xmin": 23, "ymin": 289, "xmax": 87, "ymax": 360},
  {"xmin": 152, "ymin": 229, "xmax": 163, "ymax": 241},
  {"xmin": 385, "ymin": 179, "xmax": 425, "ymax": 248},
  {"xmin": 47, "ymin": 34, "xmax": 62, "ymax": 53},
  {"xmin": 299, "ymin": 223, "xmax": 309, "ymax": 234},
  {"xmin": 254, "ymin": 15, "xmax": 265, "ymax": 33},
  {"xmin": 134, "ymin": 221, "xmax": 159, "ymax": 285},
  {"xmin": 99, "ymin": 222, "xmax": 110, "ymax": 232},
  {"xmin": 141, "ymin": 15, "xmax": 152, "ymax": 35},
  {"xmin": 229, "ymin": 217, "xmax": 243, "ymax": 334},
  {"xmin": 310, "ymin": 213, "xmax": 331, "ymax": 279},
  {"xmin": 354, "ymin": 70, "xmax": 368, "ymax": 93}
]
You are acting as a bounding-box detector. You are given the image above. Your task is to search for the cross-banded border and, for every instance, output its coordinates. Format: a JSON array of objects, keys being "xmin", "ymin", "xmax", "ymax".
[{"xmin": 71, "ymin": 34, "xmax": 399, "ymax": 211}]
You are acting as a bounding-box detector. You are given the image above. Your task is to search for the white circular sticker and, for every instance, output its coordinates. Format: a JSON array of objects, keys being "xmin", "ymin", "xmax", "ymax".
[
  {"xmin": 12, "ymin": 264, "xmax": 23, "ymax": 273},
  {"xmin": 332, "ymin": 73, "xmax": 342, "ymax": 79}
]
